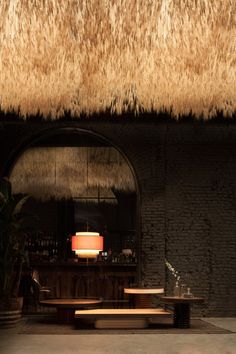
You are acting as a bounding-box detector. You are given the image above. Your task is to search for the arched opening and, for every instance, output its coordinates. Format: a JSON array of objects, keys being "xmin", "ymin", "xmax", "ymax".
[{"xmin": 6, "ymin": 127, "xmax": 140, "ymax": 308}]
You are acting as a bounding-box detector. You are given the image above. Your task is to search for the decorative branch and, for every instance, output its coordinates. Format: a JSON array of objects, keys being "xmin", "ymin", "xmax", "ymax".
[{"xmin": 165, "ymin": 259, "xmax": 180, "ymax": 282}]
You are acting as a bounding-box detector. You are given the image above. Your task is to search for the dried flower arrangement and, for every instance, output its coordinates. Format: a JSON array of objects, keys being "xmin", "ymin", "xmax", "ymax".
[{"xmin": 165, "ymin": 259, "xmax": 181, "ymax": 282}]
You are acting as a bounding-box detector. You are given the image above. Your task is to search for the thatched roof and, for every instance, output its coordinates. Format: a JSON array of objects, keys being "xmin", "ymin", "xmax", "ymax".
[
  {"xmin": 0, "ymin": 0, "xmax": 235, "ymax": 119},
  {"xmin": 10, "ymin": 147, "xmax": 135, "ymax": 202}
]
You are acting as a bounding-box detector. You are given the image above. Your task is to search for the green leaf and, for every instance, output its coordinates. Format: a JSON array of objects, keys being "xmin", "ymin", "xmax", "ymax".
[
  {"xmin": 13, "ymin": 195, "xmax": 30, "ymax": 216},
  {"xmin": 0, "ymin": 178, "xmax": 37, "ymax": 298}
]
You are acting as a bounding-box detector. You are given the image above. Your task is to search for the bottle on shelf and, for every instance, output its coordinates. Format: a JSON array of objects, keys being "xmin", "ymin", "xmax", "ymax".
[
  {"xmin": 66, "ymin": 235, "xmax": 74, "ymax": 260},
  {"xmin": 25, "ymin": 231, "xmax": 59, "ymax": 263},
  {"xmin": 107, "ymin": 248, "xmax": 112, "ymax": 262}
]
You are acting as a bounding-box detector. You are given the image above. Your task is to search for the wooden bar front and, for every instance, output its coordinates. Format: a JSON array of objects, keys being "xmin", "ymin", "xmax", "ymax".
[{"xmin": 29, "ymin": 262, "xmax": 137, "ymax": 311}]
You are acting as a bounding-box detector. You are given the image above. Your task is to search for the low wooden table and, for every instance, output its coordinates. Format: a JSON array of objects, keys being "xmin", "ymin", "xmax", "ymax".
[
  {"xmin": 40, "ymin": 298, "xmax": 102, "ymax": 323},
  {"xmin": 124, "ymin": 287, "xmax": 164, "ymax": 308},
  {"xmin": 75, "ymin": 308, "xmax": 171, "ymax": 329},
  {"xmin": 160, "ymin": 296, "xmax": 205, "ymax": 328}
]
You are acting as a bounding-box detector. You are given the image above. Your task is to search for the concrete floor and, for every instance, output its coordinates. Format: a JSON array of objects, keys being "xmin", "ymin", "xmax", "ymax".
[{"xmin": 0, "ymin": 318, "xmax": 235, "ymax": 354}]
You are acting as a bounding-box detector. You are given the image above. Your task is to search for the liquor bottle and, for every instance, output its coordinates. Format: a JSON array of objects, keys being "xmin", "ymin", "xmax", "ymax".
[{"xmin": 66, "ymin": 236, "xmax": 72, "ymax": 260}]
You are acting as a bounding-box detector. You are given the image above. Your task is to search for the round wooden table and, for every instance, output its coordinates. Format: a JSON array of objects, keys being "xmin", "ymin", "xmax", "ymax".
[
  {"xmin": 124, "ymin": 287, "xmax": 164, "ymax": 308},
  {"xmin": 40, "ymin": 298, "xmax": 102, "ymax": 323},
  {"xmin": 160, "ymin": 296, "xmax": 205, "ymax": 328}
]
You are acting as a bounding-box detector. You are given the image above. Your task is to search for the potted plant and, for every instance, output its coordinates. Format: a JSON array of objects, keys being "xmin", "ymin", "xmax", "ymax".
[{"xmin": 0, "ymin": 177, "xmax": 36, "ymax": 326}]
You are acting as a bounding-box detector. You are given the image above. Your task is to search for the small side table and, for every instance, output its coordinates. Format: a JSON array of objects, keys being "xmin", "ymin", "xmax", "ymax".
[
  {"xmin": 124, "ymin": 288, "xmax": 164, "ymax": 308},
  {"xmin": 160, "ymin": 296, "xmax": 204, "ymax": 328},
  {"xmin": 40, "ymin": 298, "xmax": 102, "ymax": 323}
]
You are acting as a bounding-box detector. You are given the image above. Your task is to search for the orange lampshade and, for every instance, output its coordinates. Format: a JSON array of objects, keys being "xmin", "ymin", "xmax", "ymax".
[{"xmin": 71, "ymin": 232, "xmax": 103, "ymax": 258}]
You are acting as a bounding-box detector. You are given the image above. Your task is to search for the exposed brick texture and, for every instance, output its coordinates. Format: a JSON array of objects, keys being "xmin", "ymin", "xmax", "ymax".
[{"xmin": 0, "ymin": 119, "xmax": 236, "ymax": 316}]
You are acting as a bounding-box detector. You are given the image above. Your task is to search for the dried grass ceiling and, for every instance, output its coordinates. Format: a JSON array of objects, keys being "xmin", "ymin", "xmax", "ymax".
[
  {"xmin": 0, "ymin": 0, "xmax": 235, "ymax": 119},
  {"xmin": 10, "ymin": 147, "xmax": 135, "ymax": 202}
]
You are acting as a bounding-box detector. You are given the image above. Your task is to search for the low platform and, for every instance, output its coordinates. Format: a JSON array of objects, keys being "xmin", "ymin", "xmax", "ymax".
[{"xmin": 75, "ymin": 308, "xmax": 172, "ymax": 329}]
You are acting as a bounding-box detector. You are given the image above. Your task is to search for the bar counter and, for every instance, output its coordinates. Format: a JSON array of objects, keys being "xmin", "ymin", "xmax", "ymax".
[{"xmin": 30, "ymin": 261, "xmax": 137, "ymax": 306}]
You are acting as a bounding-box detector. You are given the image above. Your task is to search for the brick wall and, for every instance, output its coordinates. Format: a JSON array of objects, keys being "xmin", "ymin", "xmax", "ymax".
[
  {"xmin": 0, "ymin": 119, "xmax": 236, "ymax": 316},
  {"xmin": 165, "ymin": 138, "xmax": 236, "ymax": 316}
]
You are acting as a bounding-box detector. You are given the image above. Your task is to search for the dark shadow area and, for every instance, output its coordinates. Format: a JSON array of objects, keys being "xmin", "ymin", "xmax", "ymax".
[{"xmin": 17, "ymin": 315, "xmax": 232, "ymax": 334}]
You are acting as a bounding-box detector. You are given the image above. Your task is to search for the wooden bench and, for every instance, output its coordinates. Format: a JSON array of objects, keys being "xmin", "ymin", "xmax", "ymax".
[{"xmin": 75, "ymin": 308, "xmax": 172, "ymax": 329}]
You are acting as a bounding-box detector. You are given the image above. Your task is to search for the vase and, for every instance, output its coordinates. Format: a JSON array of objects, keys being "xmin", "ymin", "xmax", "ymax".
[
  {"xmin": 173, "ymin": 282, "xmax": 180, "ymax": 297},
  {"xmin": 0, "ymin": 297, "xmax": 23, "ymax": 328}
]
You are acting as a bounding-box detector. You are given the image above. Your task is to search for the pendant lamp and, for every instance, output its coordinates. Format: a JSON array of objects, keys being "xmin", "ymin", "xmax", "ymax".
[{"xmin": 71, "ymin": 232, "xmax": 104, "ymax": 258}]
